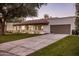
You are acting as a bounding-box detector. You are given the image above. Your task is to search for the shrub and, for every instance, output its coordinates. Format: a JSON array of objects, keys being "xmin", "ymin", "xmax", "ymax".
[
  {"xmin": 72, "ymin": 30, "xmax": 76, "ymax": 35},
  {"xmin": 72, "ymin": 30, "xmax": 79, "ymax": 35}
]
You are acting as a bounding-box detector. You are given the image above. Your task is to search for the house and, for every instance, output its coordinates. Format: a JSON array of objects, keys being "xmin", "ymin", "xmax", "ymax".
[{"xmin": 6, "ymin": 16, "xmax": 75, "ymax": 34}]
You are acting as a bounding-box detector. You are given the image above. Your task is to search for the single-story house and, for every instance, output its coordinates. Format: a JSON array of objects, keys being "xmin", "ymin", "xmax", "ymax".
[{"xmin": 6, "ymin": 16, "xmax": 75, "ymax": 34}]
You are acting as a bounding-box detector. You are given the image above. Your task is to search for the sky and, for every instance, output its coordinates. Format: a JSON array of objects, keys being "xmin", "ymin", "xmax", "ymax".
[{"xmin": 26, "ymin": 3, "xmax": 75, "ymax": 20}]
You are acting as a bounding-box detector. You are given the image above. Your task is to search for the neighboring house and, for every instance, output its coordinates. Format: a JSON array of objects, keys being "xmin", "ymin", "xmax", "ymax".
[{"xmin": 6, "ymin": 16, "xmax": 75, "ymax": 34}]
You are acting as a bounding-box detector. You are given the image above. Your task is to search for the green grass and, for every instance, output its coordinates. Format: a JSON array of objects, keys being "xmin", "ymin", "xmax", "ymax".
[
  {"xmin": 29, "ymin": 35, "xmax": 79, "ymax": 56},
  {"xmin": 0, "ymin": 33, "xmax": 40, "ymax": 44}
]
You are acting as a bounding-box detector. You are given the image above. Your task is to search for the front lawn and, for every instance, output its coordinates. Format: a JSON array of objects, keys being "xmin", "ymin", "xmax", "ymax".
[
  {"xmin": 0, "ymin": 33, "xmax": 40, "ymax": 44},
  {"xmin": 29, "ymin": 35, "xmax": 79, "ymax": 56}
]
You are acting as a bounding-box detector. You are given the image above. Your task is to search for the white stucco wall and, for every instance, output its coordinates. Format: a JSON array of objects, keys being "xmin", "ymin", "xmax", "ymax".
[
  {"xmin": 6, "ymin": 23, "xmax": 14, "ymax": 32},
  {"xmin": 46, "ymin": 16, "xmax": 75, "ymax": 34},
  {"xmin": 43, "ymin": 25, "xmax": 50, "ymax": 33}
]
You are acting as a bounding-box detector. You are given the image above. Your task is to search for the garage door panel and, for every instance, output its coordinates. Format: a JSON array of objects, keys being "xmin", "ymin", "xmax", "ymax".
[{"xmin": 50, "ymin": 24, "xmax": 70, "ymax": 34}]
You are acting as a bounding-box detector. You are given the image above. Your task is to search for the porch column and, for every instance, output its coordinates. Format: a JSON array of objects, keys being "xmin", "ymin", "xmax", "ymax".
[
  {"xmin": 20, "ymin": 26, "xmax": 22, "ymax": 33},
  {"xmin": 16, "ymin": 26, "xmax": 17, "ymax": 32}
]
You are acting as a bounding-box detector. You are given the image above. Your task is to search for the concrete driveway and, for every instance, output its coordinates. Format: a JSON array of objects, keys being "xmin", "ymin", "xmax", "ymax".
[{"xmin": 0, "ymin": 34, "xmax": 68, "ymax": 56}]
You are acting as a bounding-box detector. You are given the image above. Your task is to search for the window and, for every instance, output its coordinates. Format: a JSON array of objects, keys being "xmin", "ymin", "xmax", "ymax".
[{"xmin": 38, "ymin": 25, "xmax": 42, "ymax": 30}]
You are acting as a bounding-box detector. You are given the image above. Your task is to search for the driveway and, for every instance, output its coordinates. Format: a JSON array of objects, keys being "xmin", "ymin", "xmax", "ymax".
[{"xmin": 0, "ymin": 34, "xmax": 68, "ymax": 56}]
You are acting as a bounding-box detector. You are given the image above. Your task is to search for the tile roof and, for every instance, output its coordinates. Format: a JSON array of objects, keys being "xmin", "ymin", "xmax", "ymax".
[{"xmin": 13, "ymin": 19, "xmax": 49, "ymax": 26}]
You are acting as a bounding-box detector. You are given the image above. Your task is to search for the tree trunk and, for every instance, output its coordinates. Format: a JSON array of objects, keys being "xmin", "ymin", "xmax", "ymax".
[
  {"xmin": 0, "ymin": 18, "xmax": 5, "ymax": 35},
  {"xmin": 1, "ymin": 20, "xmax": 5, "ymax": 35}
]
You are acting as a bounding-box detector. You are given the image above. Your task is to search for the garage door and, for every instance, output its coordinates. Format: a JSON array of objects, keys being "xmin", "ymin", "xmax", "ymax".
[{"xmin": 50, "ymin": 24, "xmax": 71, "ymax": 34}]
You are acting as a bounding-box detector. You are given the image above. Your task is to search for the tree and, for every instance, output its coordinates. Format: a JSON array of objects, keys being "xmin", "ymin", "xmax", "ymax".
[
  {"xmin": 0, "ymin": 3, "xmax": 45, "ymax": 35},
  {"xmin": 75, "ymin": 3, "xmax": 79, "ymax": 31},
  {"xmin": 44, "ymin": 14, "xmax": 49, "ymax": 19},
  {"xmin": 6, "ymin": 17, "xmax": 24, "ymax": 22}
]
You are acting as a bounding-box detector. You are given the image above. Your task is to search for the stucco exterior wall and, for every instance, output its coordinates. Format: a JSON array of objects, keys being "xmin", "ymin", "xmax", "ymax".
[
  {"xmin": 6, "ymin": 23, "xmax": 14, "ymax": 32},
  {"xmin": 43, "ymin": 25, "xmax": 50, "ymax": 33}
]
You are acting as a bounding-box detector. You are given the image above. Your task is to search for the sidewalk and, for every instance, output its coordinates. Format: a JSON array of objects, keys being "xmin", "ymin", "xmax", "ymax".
[{"xmin": 0, "ymin": 34, "xmax": 68, "ymax": 56}]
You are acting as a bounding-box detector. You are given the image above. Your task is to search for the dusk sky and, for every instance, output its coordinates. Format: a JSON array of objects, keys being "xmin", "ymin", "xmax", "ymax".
[{"xmin": 26, "ymin": 3, "xmax": 75, "ymax": 20}]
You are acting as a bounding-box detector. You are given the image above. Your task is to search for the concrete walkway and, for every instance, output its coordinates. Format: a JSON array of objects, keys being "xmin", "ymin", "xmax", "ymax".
[{"xmin": 0, "ymin": 34, "xmax": 68, "ymax": 56}]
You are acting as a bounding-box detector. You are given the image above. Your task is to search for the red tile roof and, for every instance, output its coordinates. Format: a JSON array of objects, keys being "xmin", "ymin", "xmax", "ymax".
[{"xmin": 13, "ymin": 19, "xmax": 49, "ymax": 26}]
